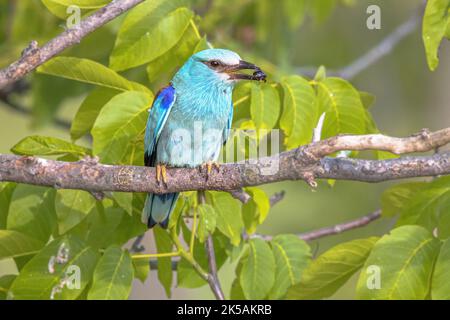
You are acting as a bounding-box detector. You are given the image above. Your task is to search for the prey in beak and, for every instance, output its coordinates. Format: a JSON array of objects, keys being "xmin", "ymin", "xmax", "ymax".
[{"xmin": 225, "ymin": 60, "xmax": 267, "ymax": 82}]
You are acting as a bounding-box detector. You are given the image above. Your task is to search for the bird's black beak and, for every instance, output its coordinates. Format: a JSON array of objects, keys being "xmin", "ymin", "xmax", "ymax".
[{"xmin": 226, "ymin": 60, "xmax": 267, "ymax": 82}]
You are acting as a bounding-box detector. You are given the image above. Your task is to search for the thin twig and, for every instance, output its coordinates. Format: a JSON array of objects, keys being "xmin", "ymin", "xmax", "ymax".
[
  {"xmin": 230, "ymin": 188, "xmax": 251, "ymax": 203},
  {"xmin": 269, "ymin": 191, "xmax": 285, "ymax": 207},
  {"xmin": 0, "ymin": 0, "xmax": 145, "ymax": 89},
  {"xmin": 250, "ymin": 210, "xmax": 382, "ymax": 241}
]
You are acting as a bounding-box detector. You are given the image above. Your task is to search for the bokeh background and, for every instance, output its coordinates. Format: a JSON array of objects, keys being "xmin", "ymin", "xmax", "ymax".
[{"xmin": 0, "ymin": 0, "xmax": 448, "ymax": 299}]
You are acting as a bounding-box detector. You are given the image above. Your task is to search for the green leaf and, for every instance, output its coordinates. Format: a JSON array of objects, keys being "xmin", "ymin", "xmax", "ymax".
[
  {"xmin": 70, "ymin": 203, "xmax": 126, "ymax": 249},
  {"xmin": 38, "ymin": 57, "xmax": 150, "ymax": 93},
  {"xmin": 133, "ymin": 259, "xmax": 150, "ymax": 283},
  {"xmin": 9, "ymin": 236, "xmax": 98, "ymax": 300},
  {"xmin": 8, "ymin": 185, "xmax": 56, "ymax": 242},
  {"xmin": 0, "ymin": 183, "xmax": 15, "ymax": 229},
  {"xmin": 197, "ymin": 203, "xmax": 217, "ymax": 243},
  {"xmin": 250, "ymin": 83, "xmax": 280, "ymax": 130},
  {"xmin": 55, "ymin": 189, "xmax": 97, "ymax": 234},
  {"xmin": 280, "ymin": 75, "xmax": 317, "ymax": 149},
  {"xmin": 0, "ymin": 275, "xmax": 16, "ymax": 300},
  {"xmin": 146, "ymin": 25, "xmax": 204, "ymax": 82},
  {"xmin": 240, "ymin": 238, "xmax": 275, "ymax": 300},
  {"xmin": 0, "ymin": 230, "xmax": 44, "ymax": 260},
  {"xmin": 46, "ymin": 0, "xmax": 110, "ymax": 8},
  {"xmin": 432, "ymin": 237, "xmax": 450, "ymax": 299},
  {"xmin": 154, "ymin": 227, "xmax": 173, "ymax": 297},
  {"xmin": 11, "ymin": 135, "xmax": 90, "ymax": 157},
  {"xmin": 208, "ymin": 192, "xmax": 243, "ymax": 246},
  {"xmin": 316, "ymin": 77, "xmax": 368, "ymax": 138},
  {"xmin": 110, "ymin": 2, "xmax": 193, "ymax": 71},
  {"xmin": 91, "ymin": 91, "xmax": 152, "ymax": 164},
  {"xmin": 356, "ymin": 226, "xmax": 440, "ymax": 300},
  {"xmin": 112, "ymin": 192, "xmax": 133, "ymax": 216},
  {"xmin": 396, "ymin": 176, "xmax": 450, "ymax": 229},
  {"xmin": 242, "ymin": 187, "xmax": 270, "ymax": 234},
  {"xmin": 71, "ymin": 87, "xmax": 119, "ymax": 141},
  {"xmin": 269, "ymin": 235, "xmax": 311, "ymax": 299},
  {"xmin": 381, "ymin": 182, "xmax": 428, "ymax": 217},
  {"xmin": 422, "ymin": 0, "xmax": 450, "ymax": 71},
  {"xmin": 88, "ymin": 246, "xmax": 133, "ymax": 300},
  {"xmin": 287, "ymin": 237, "xmax": 378, "ymax": 300}
]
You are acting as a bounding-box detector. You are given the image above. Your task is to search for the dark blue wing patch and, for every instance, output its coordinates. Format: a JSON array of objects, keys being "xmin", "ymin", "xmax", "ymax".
[{"xmin": 144, "ymin": 84, "xmax": 176, "ymax": 167}]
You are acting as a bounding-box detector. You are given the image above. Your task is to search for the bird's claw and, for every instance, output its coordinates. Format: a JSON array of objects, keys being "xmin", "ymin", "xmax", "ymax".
[
  {"xmin": 200, "ymin": 161, "xmax": 220, "ymax": 180},
  {"xmin": 156, "ymin": 164, "xmax": 168, "ymax": 185}
]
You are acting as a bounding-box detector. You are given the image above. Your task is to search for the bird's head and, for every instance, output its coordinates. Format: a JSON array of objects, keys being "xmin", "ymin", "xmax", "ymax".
[{"xmin": 173, "ymin": 49, "xmax": 266, "ymax": 89}]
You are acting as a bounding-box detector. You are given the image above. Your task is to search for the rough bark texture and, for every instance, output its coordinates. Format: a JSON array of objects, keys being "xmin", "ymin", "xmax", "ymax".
[
  {"xmin": 0, "ymin": 0, "xmax": 144, "ymax": 89},
  {"xmin": 0, "ymin": 129, "xmax": 449, "ymax": 194}
]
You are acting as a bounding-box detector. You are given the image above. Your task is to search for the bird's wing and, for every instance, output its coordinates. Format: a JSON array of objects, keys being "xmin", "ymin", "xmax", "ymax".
[
  {"xmin": 144, "ymin": 84, "xmax": 176, "ymax": 167},
  {"xmin": 223, "ymin": 101, "xmax": 234, "ymax": 145}
]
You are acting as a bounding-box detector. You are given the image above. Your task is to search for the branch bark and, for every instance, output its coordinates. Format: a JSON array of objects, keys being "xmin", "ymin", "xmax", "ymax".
[
  {"xmin": 250, "ymin": 210, "xmax": 382, "ymax": 241},
  {"xmin": 0, "ymin": 0, "xmax": 144, "ymax": 89},
  {"xmin": 0, "ymin": 129, "xmax": 449, "ymax": 194}
]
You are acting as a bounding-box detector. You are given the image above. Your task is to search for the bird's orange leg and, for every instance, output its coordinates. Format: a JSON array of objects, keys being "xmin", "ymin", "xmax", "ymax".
[{"xmin": 156, "ymin": 164, "xmax": 168, "ymax": 184}]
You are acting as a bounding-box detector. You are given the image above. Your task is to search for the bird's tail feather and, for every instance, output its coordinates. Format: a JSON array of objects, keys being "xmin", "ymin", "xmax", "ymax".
[{"xmin": 142, "ymin": 193, "xmax": 179, "ymax": 228}]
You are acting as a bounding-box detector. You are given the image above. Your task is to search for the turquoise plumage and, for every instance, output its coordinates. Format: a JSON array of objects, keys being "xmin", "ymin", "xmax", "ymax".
[{"xmin": 143, "ymin": 49, "xmax": 266, "ymax": 228}]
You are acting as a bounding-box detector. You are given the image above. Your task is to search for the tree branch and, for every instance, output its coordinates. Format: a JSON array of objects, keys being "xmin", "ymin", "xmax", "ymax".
[
  {"xmin": 0, "ymin": 0, "xmax": 144, "ymax": 89},
  {"xmin": 0, "ymin": 128, "xmax": 449, "ymax": 193},
  {"xmin": 249, "ymin": 210, "xmax": 382, "ymax": 241}
]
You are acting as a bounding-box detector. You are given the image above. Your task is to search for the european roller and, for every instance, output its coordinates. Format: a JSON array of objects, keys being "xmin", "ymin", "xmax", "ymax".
[{"xmin": 143, "ymin": 48, "xmax": 266, "ymax": 228}]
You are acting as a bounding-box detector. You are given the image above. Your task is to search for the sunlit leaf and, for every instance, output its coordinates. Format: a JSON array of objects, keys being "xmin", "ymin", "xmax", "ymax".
[
  {"xmin": 0, "ymin": 230, "xmax": 44, "ymax": 260},
  {"xmin": 55, "ymin": 189, "xmax": 96, "ymax": 234},
  {"xmin": 250, "ymin": 83, "xmax": 280, "ymax": 130},
  {"xmin": 240, "ymin": 238, "xmax": 275, "ymax": 299},
  {"xmin": 8, "ymin": 185, "xmax": 56, "ymax": 243},
  {"xmin": 280, "ymin": 75, "xmax": 317, "ymax": 149},
  {"xmin": 0, "ymin": 183, "xmax": 15, "ymax": 229},
  {"xmin": 71, "ymin": 87, "xmax": 119, "ymax": 141},
  {"xmin": 154, "ymin": 227, "xmax": 173, "ymax": 297},
  {"xmin": 316, "ymin": 77, "xmax": 367, "ymax": 138},
  {"xmin": 356, "ymin": 226, "xmax": 440, "ymax": 300},
  {"xmin": 110, "ymin": 0, "xmax": 192, "ymax": 71},
  {"xmin": 38, "ymin": 57, "xmax": 150, "ymax": 93},
  {"xmin": 381, "ymin": 182, "xmax": 428, "ymax": 217},
  {"xmin": 91, "ymin": 91, "xmax": 153, "ymax": 164},
  {"xmin": 11, "ymin": 135, "xmax": 90, "ymax": 157},
  {"xmin": 208, "ymin": 192, "xmax": 243, "ymax": 246},
  {"xmin": 422, "ymin": 0, "xmax": 450, "ymax": 71},
  {"xmin": 87, "ymin": 246, "xmax": 133, "ymax": 300},
  {"xmin": 9, "ymin": 236, "xmax": 98, "ymax": 300},
  {"xmin": 269, "ymin": 235, "xmax": 311, "ymax": 299},
  {"xmin": 197, "ymin": 203, "xmax": 217, "ymax": 243},
  {"xmin": 431, "ymin": 237, "xmax": 450, "ymax": 299},
  {"xmin": 287, "ymin": 237, "xmax": 378, "ymax": 300}
]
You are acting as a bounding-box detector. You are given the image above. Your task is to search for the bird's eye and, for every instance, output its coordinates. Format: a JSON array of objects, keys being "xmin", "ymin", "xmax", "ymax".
[{"xmin": 210, "ymin": 60, "xmax": 220, "ymax": 68}]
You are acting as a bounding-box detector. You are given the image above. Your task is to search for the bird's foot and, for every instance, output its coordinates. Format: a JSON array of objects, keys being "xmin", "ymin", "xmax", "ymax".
[
  {"xmin": 156, "ymin": 164, "xmax": 168, "ymax": 185},
  {"xmin": 200, "ymin": 161, "xmax": 220, "ymax": 180}
]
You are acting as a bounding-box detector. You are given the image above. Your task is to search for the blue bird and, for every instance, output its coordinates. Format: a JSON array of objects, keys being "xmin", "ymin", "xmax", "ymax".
[{"xmin": 143, "ymin": 48, "xmax": 266, "ymax": 228}]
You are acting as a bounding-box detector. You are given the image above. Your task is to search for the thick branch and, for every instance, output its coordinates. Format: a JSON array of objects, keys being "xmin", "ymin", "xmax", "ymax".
[
  {"xmin": 0, "ymin": 0, "xmax": 144, "ymax": 89},
  {"xmin": 0, "ymin": 129, "xmax": 449, "ymax": 193}
]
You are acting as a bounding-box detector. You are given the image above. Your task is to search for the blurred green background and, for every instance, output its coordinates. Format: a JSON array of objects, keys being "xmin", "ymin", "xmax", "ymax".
[{"xmin": 0, "ymin": 0, "xmax": 449, "ymax": 299}]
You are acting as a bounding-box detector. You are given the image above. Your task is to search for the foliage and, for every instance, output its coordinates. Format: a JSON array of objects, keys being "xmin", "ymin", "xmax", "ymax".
[{"xmin": 0, "ymin": 0, "xmax": 449, "ymax": 300}]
